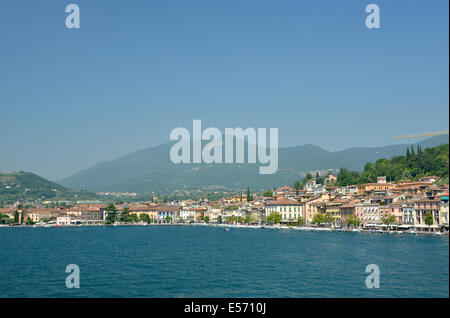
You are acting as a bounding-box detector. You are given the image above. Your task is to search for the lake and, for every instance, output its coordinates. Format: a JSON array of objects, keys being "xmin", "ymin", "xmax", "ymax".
[{"xmin": 0, "ymin": 225, "xmax": 448, "ymax": 297}]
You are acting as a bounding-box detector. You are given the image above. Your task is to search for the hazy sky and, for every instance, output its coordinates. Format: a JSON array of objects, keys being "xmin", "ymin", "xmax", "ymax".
[{"xmin": 0, "ymin": 0, "xmax": 448, "ymax": 180}]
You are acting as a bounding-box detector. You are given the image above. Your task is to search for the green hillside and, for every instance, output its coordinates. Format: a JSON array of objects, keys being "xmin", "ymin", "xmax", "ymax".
[
  {"xmin": 0, "ymin": 171, "xmax": 100, "ymax": 204},
  {"xmin": 336, "ymin": 143, "xmax": 449, "ymax": 186}
]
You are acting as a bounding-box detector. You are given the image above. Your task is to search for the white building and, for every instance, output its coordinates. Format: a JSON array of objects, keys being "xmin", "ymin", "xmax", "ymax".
[
  {"xmin": 265, "ymin": 198, "xmax": 303, "ymax": 223},
  {"xmin": 56, "ymin": 216, "xmax": 71, "ymax": 226}
]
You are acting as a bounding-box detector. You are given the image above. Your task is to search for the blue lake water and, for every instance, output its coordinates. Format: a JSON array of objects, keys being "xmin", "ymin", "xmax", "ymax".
[{"xmin": 0, "ymin": 225, "xmax": 448, "ymax": 297}]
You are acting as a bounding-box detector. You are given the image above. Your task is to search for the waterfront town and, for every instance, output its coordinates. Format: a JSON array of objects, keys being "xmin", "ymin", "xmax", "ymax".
[{"xmin": 0, "ymin": 174, "xmax": 448, "ymax": 234}]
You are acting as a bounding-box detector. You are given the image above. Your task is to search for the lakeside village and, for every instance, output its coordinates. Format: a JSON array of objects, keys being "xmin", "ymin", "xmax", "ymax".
[{"xmin": 0, "ymin": 174, "xmax": 449, "ymax": 235}]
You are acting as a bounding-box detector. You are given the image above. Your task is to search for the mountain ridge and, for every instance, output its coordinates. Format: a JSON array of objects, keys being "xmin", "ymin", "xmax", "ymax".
[{"xmin": 58, "ymin": 135, "xmax": 449, "ymax": 193}]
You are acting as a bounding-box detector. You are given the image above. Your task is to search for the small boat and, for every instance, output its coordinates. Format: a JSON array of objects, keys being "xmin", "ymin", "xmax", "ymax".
[
  {"xmin": 224, "ymin": 227, "xmax": 230, "ymax": 231},
  {"xmin": 352, "ymin": 229, "xmax": 360, "ymax": 232},
  {"xmin": 408, "ymin": 230, "xmax": 417, "ymax": 235},
  {"xmin": 337, "ymin": 229, "xmax": 344, "ymax": 232},
  {"xmin": 397, "ymin": 231, "xmax": 403, "ymax": 234},
  {"xmin": 370, "ymin": 229, "xmax": 375, "ymax": 233},
  {"xmin": 434, "ymin": 232, "xmax": 443, "ymax": 236},
  {"xmin": 377, "ymin": 230, "xmax": 384, "ymax": 234}
]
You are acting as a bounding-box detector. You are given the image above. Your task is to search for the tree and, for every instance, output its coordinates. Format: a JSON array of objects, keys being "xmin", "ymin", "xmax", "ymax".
[
  {"xmin": 263, "ymin": 190, "xmax": 273, "ymax": 197},
  {"xmin": 105, "ymin": 203, "xmax": 118, "ymax": 224},
  {"xmin": 119, "ymin": 207, "xmax": 130, "ymax": 222},
  {"xmin": 345, "ymin": 215, "xmax": 361, "ymax": 228},
  {"xmin": 293, "ymin": 180, "xmax": 301, "ymax": 195},
  {"xmin": 424, "ymin": 212, "xmax": 434, "ymax": 231},
  {"xmin": 0, "ymin": 214, "xmax": 12, "ymax": 225},
  {"xmin": 246, "ymin": 187, "xmax": 253, "ymax": 201},
  {"xmin": 296, "ymin": 216, "xmax": 305, "ymax": 226},
  {"xmin": 204, "ymin": 216, "xmax": 210, "ymax": 223},
  {"xmin": 267, "ymin": 212, "xmax": 281, "ymax": 224},
  {"xmin": 139, "ymin": 213, "xmax": 151, "ymax": 224},
  {"xmin": 217, "ymin": 215, "xmax": 222, "ymax": 224},
  {"xmin": 324, "ymin": 214, "xmax": 334, "ymax": 224},
  {"xmin": 312, "ymin": 213, "xmax": 325, "ymax": 226},
  {"xmin": 26, "ymin": 216, "xmax": 35, "ymax": 225},
  {"xmin": 128, "ymin": 213, "xmax": 138, "ymax": 223},
  {"xmin": 14, "ymin": 210, "xmax": 19, "ymax": 223},
  {"xmin": 381, "ymin": 214, "xmax": 397, "ymax": 229},
  {"xmin": 225, "ymin": 215, "xmax": 236, "ymax": 224},
  {"xmin": 165, "ymin": 215, "xmax": 172, "ymax": 223}
]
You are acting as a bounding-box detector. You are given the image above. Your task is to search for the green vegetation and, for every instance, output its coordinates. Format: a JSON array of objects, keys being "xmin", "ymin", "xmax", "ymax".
[
  {"xmin": 266, "ymin": 212, "xmax": 281, "ymax": 224},
  {"xmin": 0, "ymin": 214, "xmax": 12, "ymax": 225},
  {"xmin": 139, "ymin": 213, "xmax": 151, "ymax": 224},
  {"xmin": 424, "ymin": 212, "xmax": 434, "ymax": 230},
  {"xmin": 104, "ymin": 203, "xmax": 118, "ymax": 224},
  {"xmin": 26, "ymin": 216, "xmax": 35, "ymax": 225},
  {"xmin": 295, "ymin": 216, "xmax": 306, "ymax": 226},
  {"xmin": 116, "ymin": 207, "xmax": 138, "ymax": 223},
  {"xmin": 335, "ymin": 144, "xmax": 449, "ymax": 186},
  {"xmin": 315, "ymin": 172, "xmax": 325, "ymax": 185},
  {"xmin": 293, "ymin": 180, "xmax": 301, "ymax": 195},
  {"xmin": 0, "ymin": 171, "xmax": 101, "ymax": 205},
  {"xmin": 263, "ymin": 190, "xmax": 273, "ymax": 197},
  {"xmin": 381, "ymin": 214, "xmax": 397, "ymax": 228},
  {"xmin": 246, "ymin": 187, "xmax": 253, "ymax": 201},
  {"xmin": 345, "ymin": 215, "xmax": 361, "ymax": 227},
  {"xmin": 312, "ymin": 213, "xmax": 325, "ymax": 225},
  {"xmin": 312, "ymin": 213, "xmax": 334, "ymax": 225}
]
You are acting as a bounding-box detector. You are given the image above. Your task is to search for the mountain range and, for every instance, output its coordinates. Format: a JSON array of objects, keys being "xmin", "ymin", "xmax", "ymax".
[
  {"xmin": 0, "ymin": 171, "xmax": 98, "ymax": 204},
  {"xmin": 57, "ymin": 135, "xmax": 449, "ymax": 193}
]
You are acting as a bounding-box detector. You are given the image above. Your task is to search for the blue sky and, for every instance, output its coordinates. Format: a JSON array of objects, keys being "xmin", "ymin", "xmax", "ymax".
[{"xmin": 0, "ymin": 0, "xmax": 448, "ymax": 180}]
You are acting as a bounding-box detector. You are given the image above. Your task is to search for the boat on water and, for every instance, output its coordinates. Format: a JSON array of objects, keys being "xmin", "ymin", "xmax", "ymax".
[
  {"xmin": 337, "ymin": 229, "xmax": 344, "ymax": 232},
  {"xmin": 397, "ymin": 231, "xmax": 403, "ymax": 234},
  {"xmin": 434, "ymin": 232, "xmax": 443, "ymax": 236},
  {"xmin": 370, "ymin": 229, "xmax": 375, "ymax": 233},
  {"xmin": 224, "ymin": 227, "xmax": 230, "ymax": 231},
  {"xmin": 377, "ymin": 230, "xmax": 384, "ymax": 233},
  {"xmin": 408, "ymin": 230, "xmax": 417, "ymax": 235},
  {"xmin": 351, "ymin": 229, "xmax": 360, "ymax": 232}
]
